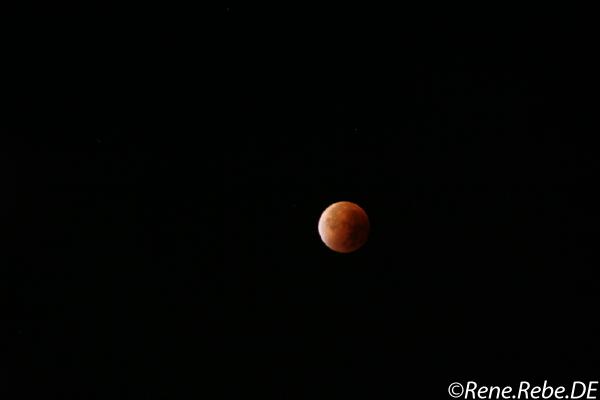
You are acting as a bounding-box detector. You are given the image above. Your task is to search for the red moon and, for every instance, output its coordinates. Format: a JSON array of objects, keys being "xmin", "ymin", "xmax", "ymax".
[{"xmin": 318, "ymin": 201, "xmax": 370, "ymax": 253}]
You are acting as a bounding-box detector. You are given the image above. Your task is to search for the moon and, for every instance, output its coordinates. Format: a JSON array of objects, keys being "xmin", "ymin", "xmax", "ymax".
[{"xmin": 318, "ymin": 201, "xmax": 370, "ymax": 253}]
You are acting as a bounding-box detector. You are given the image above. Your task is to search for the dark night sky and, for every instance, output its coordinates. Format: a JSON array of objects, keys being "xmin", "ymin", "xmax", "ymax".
[{"xmin": 11, "ymin": 5, "xmax": 599, "ymax": 399}]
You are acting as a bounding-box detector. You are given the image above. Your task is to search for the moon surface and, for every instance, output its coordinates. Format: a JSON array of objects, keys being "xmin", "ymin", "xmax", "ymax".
[{"xmin": 318, "ymin": 201, "xmax": 370, "ymax": 253}]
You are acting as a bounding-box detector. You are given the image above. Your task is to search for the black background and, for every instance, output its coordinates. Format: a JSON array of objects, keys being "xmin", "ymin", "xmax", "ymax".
[{"xmin": 11, "ymin": 4, "xmax": 599, "ymax": 399}]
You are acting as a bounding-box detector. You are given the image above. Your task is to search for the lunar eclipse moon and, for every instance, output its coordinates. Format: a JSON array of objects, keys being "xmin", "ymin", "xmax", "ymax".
[{"xmin": 318, "ymin": 201, "xmax": 370, "ymax": 253}]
